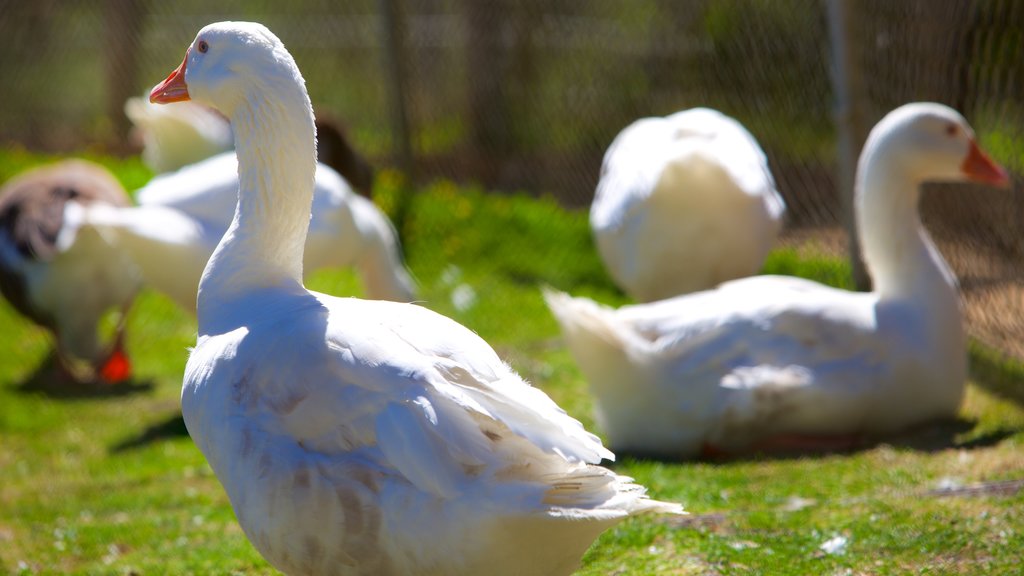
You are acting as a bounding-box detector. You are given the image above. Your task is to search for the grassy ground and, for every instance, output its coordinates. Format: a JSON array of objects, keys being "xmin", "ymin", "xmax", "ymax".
[{"xmin": 1, "ymin": 157, "xmax": 1023, "ymax": 575}]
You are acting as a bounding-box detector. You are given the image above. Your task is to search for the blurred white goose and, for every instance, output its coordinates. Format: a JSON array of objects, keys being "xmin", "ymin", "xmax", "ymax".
[
  {"xmin": 547, "ymin": 103, "xmax": 1009, "ymax": 459},
  {"xmin": 67, "ymin": 95, "xmax": 410, "ymax": 310},
  {"xmin": 592, "ymin": 108, "xmax": 786, "ymax": 301},
  {"xmin": 0, "ymin": 160, "xmax": 140, "ymax": 383},
  {"xmin": 125, "ymin": 96, "xmax": 234, "ymax": 173},
  {"xmin": 151, "ymin": 21, "xmax": 680, "ymax": 575},
  {"xmin": 64, "ymin": 154, "xmax": 414, "ymax": 311},
  {"xmin": 127, "ymin": 94, "xmax": 376, "ymax": 197}
]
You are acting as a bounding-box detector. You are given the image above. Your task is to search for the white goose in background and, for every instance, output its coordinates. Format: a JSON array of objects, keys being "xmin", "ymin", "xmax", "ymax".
[
  {"xmin": 592, "ymin": 107, "xmax": 786, "ymax": 301},
  {"xmin": 150, "ymin": 21, "xmax": 681, "ymax": 576},
  {"xmin": 546, "ymin": 103, "xmax": 1009, "ymax": 460},
  {"xmin": 0, "ymin": 160, "xmax": 140, "ymax": 383},
  {"xmin": 127, "ymin": 95, "xmax": 376, "ymax": 196},
  {"xmin": 124, "ymin": 95, "xmax": 234, "ymax": 173},
  {"xmin": 64, "ymin": 96, "xmax": 413, "ymax": 311},
  {"xmin": 63, "ymin": 154, "xmax": 415, "ymax": 311}
]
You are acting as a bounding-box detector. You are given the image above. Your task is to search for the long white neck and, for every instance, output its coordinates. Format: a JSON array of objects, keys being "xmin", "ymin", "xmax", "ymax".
[
  {"xmin": 196, "ymin": 74, "xmax": 317, "ymax": 334},
  {"xmin": 855, "ymin": 147, "xmax": 959, "ymax": 304}
]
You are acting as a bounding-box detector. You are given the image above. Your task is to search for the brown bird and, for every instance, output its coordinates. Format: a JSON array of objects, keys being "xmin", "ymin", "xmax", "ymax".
[
  {"xmin": 0, "ymin": 160, "xmax": 141, "ymax": 383},
  {"xmin": 316, "ymin": 116, "xmax": 376, "ymax": 198}
]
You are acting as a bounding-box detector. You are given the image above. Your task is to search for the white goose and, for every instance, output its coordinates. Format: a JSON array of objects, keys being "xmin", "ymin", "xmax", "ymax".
[
  {"xmin": 124, "ymin": 96, "xmax": 234, "ymax": 173},
  {"xmin": 592, "ymin": 108, "xmax": 786, "ymax": 301},
  {"xmin": 151, "ymin": 21, "xmax": 680, "ymax": 575},
  {"xmin": 64, "ymin": 153, "xmax": 415, "ymax": 311},
  {"xmin": 126, "ymin": 95, "xmax": 376, "ymax": 197},
  {"xmin": 547, "ymin": 103, "xmax": 1009, "ymax": 459},
  {"xmin": 61, "ymin": 91, "xmax": 406, "ymax": 312}
]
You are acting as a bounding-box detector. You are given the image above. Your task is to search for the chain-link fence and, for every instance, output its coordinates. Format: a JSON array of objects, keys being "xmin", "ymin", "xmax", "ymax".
[{"xmin": 1, "ymin": 0, "xmax": 1023, "ymax": 356}]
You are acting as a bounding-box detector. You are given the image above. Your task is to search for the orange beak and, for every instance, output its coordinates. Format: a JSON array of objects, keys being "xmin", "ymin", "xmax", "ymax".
[
  {"xmin": 150, "ymin": 50, "xmax": 190, "ymax": 104},
  {"xmin": 962, "ymin": 139, "xmax": 1010, "ymax": 188}
]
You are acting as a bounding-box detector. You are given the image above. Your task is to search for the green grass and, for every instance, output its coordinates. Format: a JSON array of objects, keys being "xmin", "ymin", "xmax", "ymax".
[{"xmin": 2, "ymin": 158, "xmax": 1024, "ymax": 575}]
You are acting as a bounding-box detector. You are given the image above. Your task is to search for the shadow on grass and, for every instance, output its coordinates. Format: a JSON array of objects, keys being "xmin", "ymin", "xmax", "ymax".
[
  {"xmin": 14, "ymin": 352, "xmax": 153, "ymax": 399},
  {"xmin": 110, "ymin": 412, "xmax": 189, "ymax": 452},
  {"xmin": 969, "ymin": 341, "xmax": 1024, "ymax": 407},
  {"xmin": 612, "ymin": 417, "xmax": 1020, "ymax": 465},
  {"xmin": 885, "ymin": 417, "xmax": 1020, "ymax": 452}
]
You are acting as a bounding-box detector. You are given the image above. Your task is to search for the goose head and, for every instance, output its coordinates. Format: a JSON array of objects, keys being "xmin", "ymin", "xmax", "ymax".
[
  {"xmin": 861, "ymin": 103, "xmax": 1009, "ymax": 189},
  {"xmin": 150, "ymin": 22, "xmax": 304, "ymax": 118},
  {"xmin": 856, "ymin": 103, "xmax": 1010, "ymax": 300}
]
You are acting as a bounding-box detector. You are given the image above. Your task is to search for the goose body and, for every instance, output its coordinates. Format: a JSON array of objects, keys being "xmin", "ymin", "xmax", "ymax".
[
  {"xmin": 592, "ymin": 108, "xmax": 785, "ymax": 301},
  {"xmin": 155, "ymin": 21, "xmax": 680, "ymax": 575},
  {"xmin": 0, "ymin": 160, "xmax": 140, "ymax": 381},
  {"xmin": 548, "ymin": 103, "xmax": 1009, "ymax": 459},
  {"xmin": 64, "ymin": 151, "xmax": 415, "ymax": 311}
]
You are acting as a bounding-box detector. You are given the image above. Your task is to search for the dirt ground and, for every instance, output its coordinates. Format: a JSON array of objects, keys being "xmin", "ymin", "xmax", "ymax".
[{"xmin": 780, "ymin": 226, "xmax": 1024, "ymax": 361}]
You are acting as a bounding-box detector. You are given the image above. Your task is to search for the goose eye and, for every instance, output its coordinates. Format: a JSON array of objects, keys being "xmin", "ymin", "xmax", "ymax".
[
  {"xmin": 945, "ymin": 124, "xmax": 958, "ymax": 137},
  {"xmin": 198, "ymin": 40, "xmax": 209, "ymax": 54}
]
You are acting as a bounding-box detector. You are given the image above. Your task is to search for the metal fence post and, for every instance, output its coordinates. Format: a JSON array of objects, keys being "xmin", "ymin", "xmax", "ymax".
[
  {"xmin": 104, "ymin": 0, "xmax": 145, "ymax": 151},
  {"xmin": 379, "ymin": 0, "xmax": 415, "ymax": 184},
  {"xmin": 378, "ymin": 0, "xmax": 415, "ymax": 243},
  {"xmin": 826, "ymin": 0, "xmax": 871, "ymax": 291}
]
